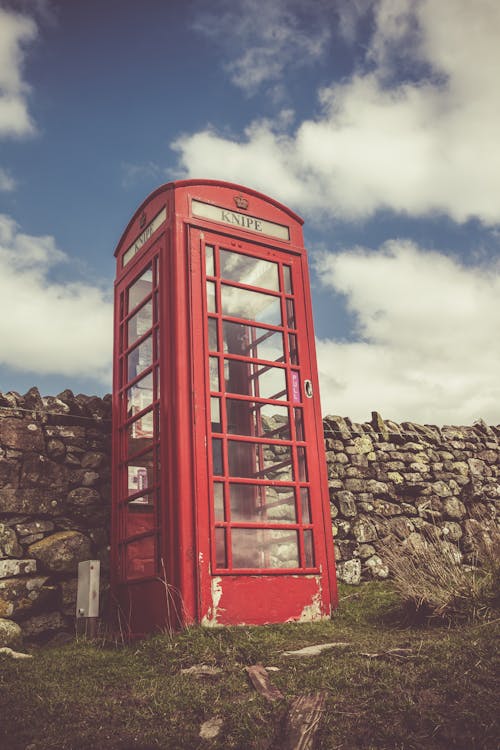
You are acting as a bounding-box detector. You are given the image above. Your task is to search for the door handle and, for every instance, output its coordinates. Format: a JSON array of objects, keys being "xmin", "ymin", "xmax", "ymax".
[{"xmin": 304, "ymin": 379, "xmax": 313, "ymax": 398}]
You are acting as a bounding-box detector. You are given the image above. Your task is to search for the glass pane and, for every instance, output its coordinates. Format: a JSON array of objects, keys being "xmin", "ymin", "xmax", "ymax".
[
  {"xmin": 215, "ymin": 528, "xmax": 227, "ymax": 567},
  {"xmin": 228, "ymin": 440, "xmax": 293, "ymax": 481},
  {"xmin": 225, "ymin": 360, "xmax": 287, "ymax": 401},
  {"xmin": 125, "ymin": 503, "xmax": 155, "ymax": 538},
  {"xmin": 211, "ymin": 397, "xmax": 221, "ymax": 432},
  {"xmin": 127, "ymin": 450, "xmax": 154, "ymax": 497},
  {"xmin": 232, "ymin": 529, "xmax": 299, "ymax": 569},
  {"xmin": 288, "ymin": 334, "xmax": 298, "ymax": 365},
  {"xmin": 214, "ymin": 483, "xmax": 225, "ymax": 521},
  {"xmin": 127, "ymin": 409, "xmax": 154, "ymax": 446},
  {"xmin": 125, "ymin": 536, "xmax": 155, "ymax": 579},
  {"xmin": 127, "ymin": 371, "xmax": 153, "ymax": 419},
  {"xmin": 300, "ymin": 488, "xmax": 311, "ymax": 524},
  {"xmin": 128, "ymin": 300, "xmax": 152, "ymax": 346},
  {"xmin": 304, "ymin": 530, "xmax": 315, "ymax": 567},
  {"xmin": 229, "ymin": 483, "xmax": 296, "ymax": 523},
  {"xmin": 127, "ymin": 335, "xmax": 152, "ymax": 381},
  {"xmin": 205, "ymin": 245, "xmax": 215, "ymax": 276},
  {"xmin": 223, "ymin": 321, "xmax": 284, "ymax": 362},
  {"xmin": 208, "ymin": 318, "xmax": 218, "ymax": 351},
  {"xmin": 294, "ymin": 408, "xmax": 304, "ymax": 441},
  {"xmin": 286, "ymin": 298, "xmax": 296, "ymax": 328},
  {"xmin": 128, "ymin": 268, "xmax": 153, "ymax": 312},
  {"xmin": 283, "ymin": 266, "xmax": 292, "ymax": 294},
  {"xmin": 226, "ymin": 400, "xmax": 290, "ymax": 440},
  {"xmin": 221, "ymin": 284, "xmax": 281, "ymax": 326},
  {"xmin": 297, "ymin": 447, "xmax": 308, "ymax": 482},
  {"xmin": 206, "ymin": 281, "xmax": 216, "ymax": 312},
  {"xmin": 212, "ymin": 438, "xmax": 223, "ymax": 476},
  {"xmin": 209, "ymin": 357, "xmax": 220, "ymax": 392},
  {"xmin": 220, "ymin": 249, "xmax": 279, "ymax": 291}
]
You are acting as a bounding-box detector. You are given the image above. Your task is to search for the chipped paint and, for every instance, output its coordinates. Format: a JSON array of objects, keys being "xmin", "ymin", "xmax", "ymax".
[
  {"xmin": 201, "ymin": 576, "xmax": 223, "ymax": 627},
  {"xmin": 297, "ymin": 576, "xmax": 325, "ymax": 622}
]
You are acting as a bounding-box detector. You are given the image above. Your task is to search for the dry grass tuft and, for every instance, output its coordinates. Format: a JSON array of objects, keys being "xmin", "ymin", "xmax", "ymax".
[{"xmin": 378, "ymin": 522, "xmax": 500, "ymax": 624}]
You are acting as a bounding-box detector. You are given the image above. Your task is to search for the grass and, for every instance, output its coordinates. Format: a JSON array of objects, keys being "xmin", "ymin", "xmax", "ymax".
[
  {"xmin": 378, "ymin": 521, "xmax": 500, "ymax": 624},
  {"xmin": 1, "ymin": 583, "xmax": 499, "ymax": 749}
]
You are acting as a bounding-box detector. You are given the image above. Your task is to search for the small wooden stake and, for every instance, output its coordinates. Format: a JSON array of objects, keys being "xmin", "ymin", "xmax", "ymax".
[
  {"xmin": 245, "ymin": 664, "xmax": 284, "ymax": 702},
  {"xmin": 282, "ymin": 691, "xmax": 328, "ymax": 750}
]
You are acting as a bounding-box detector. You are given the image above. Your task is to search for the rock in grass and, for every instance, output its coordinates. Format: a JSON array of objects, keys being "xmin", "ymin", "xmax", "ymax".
[
  {"xmin": 0, "ymin": 618, "xmax": 22, "ymax": 648},
  {"xmin": 199, "ymin": 717, "xmax": 223, "ymax": 740}
]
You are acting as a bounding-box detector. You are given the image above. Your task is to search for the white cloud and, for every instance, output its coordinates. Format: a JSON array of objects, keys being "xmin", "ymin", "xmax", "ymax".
[
  {"xmin": 177, "ymin": 0, "xmax": 500, "ymax": 226},
  {"xmin": 193, "ymin": 0, "xmax": 330, "ymax": 95},
  {"xmin": 315, "ymin": 241, "xmax": 500, "ymax": 425},
  {"xmin": 0, "ymin": 7, "xmax": 37, "ymax": 137},
  {"xmin": 0, "ymin": 167, "xmax": 16, "ymax": 191},
  {"xmin": 0, "ymin": 215, "xmax": 112, "ymax": 384}
]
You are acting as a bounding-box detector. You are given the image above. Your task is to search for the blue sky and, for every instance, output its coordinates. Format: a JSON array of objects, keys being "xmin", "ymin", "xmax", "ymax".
[{"xmin": 1, "ymin": 0, "xmax": 499, "ymax": 425}]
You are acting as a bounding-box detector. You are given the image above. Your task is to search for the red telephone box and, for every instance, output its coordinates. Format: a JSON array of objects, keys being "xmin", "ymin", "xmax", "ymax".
[{"xmin": 111, "ymin": 180, "xmax": 337, "ymax": 636}]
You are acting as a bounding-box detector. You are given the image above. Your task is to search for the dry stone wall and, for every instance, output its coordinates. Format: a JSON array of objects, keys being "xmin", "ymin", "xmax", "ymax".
[
  {"xmin": 326, "ymin": 412, "xmax": 500, "ymax": 585},
  {"xmin": 0, "ymin": 388, "xmax": 111, "ymax": 645},
  {"xmin": 0, "ymin": 389, "xmax": 499, "ymax": 645}
]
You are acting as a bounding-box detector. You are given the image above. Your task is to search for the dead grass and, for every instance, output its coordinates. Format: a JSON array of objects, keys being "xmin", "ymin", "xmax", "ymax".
[
  {"xmin": 378, "ymin": 522, "xmax": 500, "ymax": 624},
  {"xmin": 0, "ymin": 582, "xmax": 498, "ymax": 750}
]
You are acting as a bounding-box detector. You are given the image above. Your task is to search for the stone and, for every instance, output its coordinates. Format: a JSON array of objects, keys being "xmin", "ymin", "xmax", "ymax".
[
  {"xmin": 0, "ymin": 457, "xmax": 19, "ymax": 487},
  {"xmin": 0, "ymin": 576, "xmax": 51, "ymax": 617},
  {"xmin": 357, "ymin": 543, "xmax": 376, "ymax": 559},
  {"xmin": 443, "ymin": 497, "xmax": 467, "ymax": 520},
  {"xmin": 0, "ymin": 418, "xmax": 44, "ymax": 451},
  {"xmin": 371, "ymin": 412, "xmax": 389, "ymax": 440},
  {"xmin": 387, "ymin": 471, "xmax": 404, "ymax": 484},
  {"xmin": 0, "ymin": 618, "xmax": 22, "ymax": 648},
  {"xmin": 337, "ymin": 491, "xmax": 357, "ymax": 518},
  {"xmin": 432, "ymin": 480, "xmax": 452, "ymax": 498},
  {"xmin": 21, "ymin": 611, "xmax": 66, "ymax": 640},
  {"xmin": 352, "ymin": 436, "xmax": 373, "ymax": 455},
  {"xmin": 372, "ymin": 499, "xmax": 402, "ymax": 517},
  {"xmin": 0, "ymin": 559, "xmax": 37, "ymax": 579},
  {"xmin": 66, "ymin": 487, "xmax": 100, "ymax": 508},
  {"xmin": 405, "ymin": 532, "xmax": 427, "ymax": 554},
  {"xmin": 46, "ymin": 439, "xmax": 66, "ymax": 458},
  {"xmin": 387, "ymin": 516, "xmax": 415, "ymax": 540},
  {"xmin": 344, "ymin": 478, "xmax": 365, "ymax": 492},
  {"xmin": 60, "ymin": 579, "xmax": 78, "ymax": 615},
  {"xmin": 0, "ymin": 524, "xmax": 22, "ymax": 558},
  {"xmin": 324, "ymin": 415, "xmax": 351, "ymax": 439},
  {"xmin": 20, "ymin": 453, "xmax": 70, "ymax": 491},
  {"xmin": 364, "ymin": 555, "xmax": 389, "ymax": 579},
  {"xmin": 336, "ymin": 558, "xmax": 361, "ymax": 585},
  {"xmin": 352, "ymin": 517, "xmax": 378, "ymax": 543},
  {"xmin": 451, "ymin": 461, "xmax": 469, "ymax": 476},
  {"xmin": 440, "ymin": 521, "xmax": 463, "ymax": 542},
  {"xmin": 15, "ymin": 520, "xmax": 54, "ymax": 537},
  {"xmin": 468, "ymin": 458, "xmax": 490, "ymax": 478},
  {"xmin": 0, "ymin": 489, "xmax": 61, "ymax": 516},
  {"xmin": 366, "ymin": 480, "xmax": 389, "ymax": 496},
  {"xmin": 28, "ymin": 531, "xmax": 93, "ymax": 573},
  {"xmin": 81, "ymin": 451, "xmax": 107, "ymax": 469}
]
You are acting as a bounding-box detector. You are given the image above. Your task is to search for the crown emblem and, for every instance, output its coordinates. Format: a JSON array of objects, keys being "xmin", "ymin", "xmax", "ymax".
[
  {"xmin": 234, "ymin": 195, "xmax": 249, "ymax": 210},
  {"xmin": 139, "ymin": 211, "xmax": 147, "ymax": 229}
]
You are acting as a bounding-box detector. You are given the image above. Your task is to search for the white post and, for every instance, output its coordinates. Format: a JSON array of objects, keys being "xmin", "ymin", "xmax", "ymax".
[{"xmin": 76, "ymin": 560, "xmax": 100, "ymax": 637}]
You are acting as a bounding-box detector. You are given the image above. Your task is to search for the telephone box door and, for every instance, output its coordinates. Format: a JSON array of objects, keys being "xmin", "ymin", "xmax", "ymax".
[{"xmin": 191, "ymin": 228, "xmax": 335, "ymax": 624}]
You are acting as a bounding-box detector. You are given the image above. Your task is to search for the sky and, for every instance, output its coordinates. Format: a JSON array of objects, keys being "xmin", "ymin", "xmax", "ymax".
[{"xmin": 0, "ymin": 0, "xmax": 499, "ymax": 426}]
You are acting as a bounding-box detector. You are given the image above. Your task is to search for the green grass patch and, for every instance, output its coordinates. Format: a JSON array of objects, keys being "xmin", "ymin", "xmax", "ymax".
[{"xmin": 1, "ymin": 583, "xmax": 498, "ymax": 749}]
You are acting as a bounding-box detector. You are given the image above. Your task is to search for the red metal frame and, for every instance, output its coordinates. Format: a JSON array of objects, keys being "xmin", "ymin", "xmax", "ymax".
[{"xmin": 112, "ymin": 180, "xmax": 337, "ymax": 636}]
